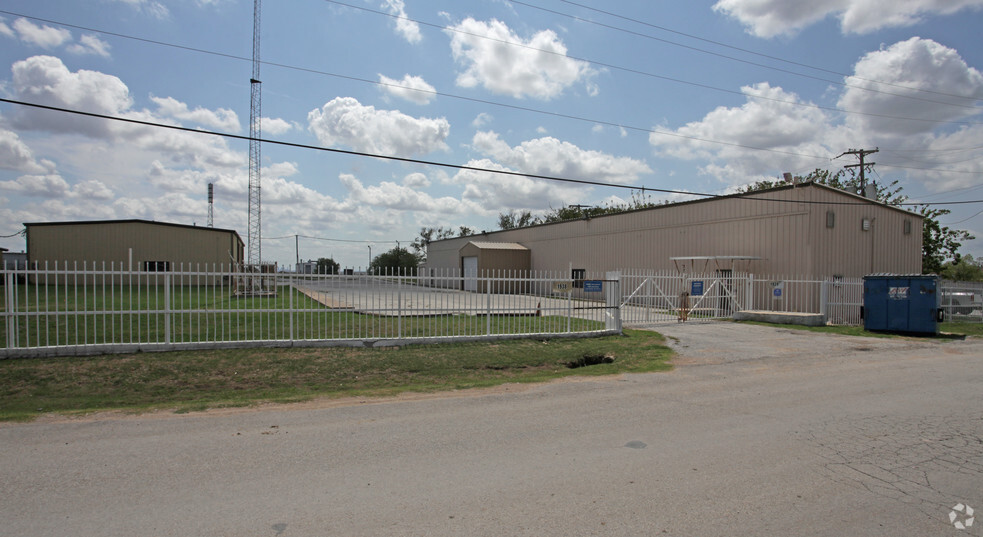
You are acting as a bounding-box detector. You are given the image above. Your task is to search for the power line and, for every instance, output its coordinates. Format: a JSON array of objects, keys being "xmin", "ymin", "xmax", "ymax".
[
  {"xmin": 2, "ymin": 97, "xmax": 979, "ymax": 208},
  {"xmin": 943, "ymin": 207, "xmax": 983, "ymax": 225},
  {"xmin": 264, "ymin": 235, "xmax": 412, "ymax": 244},
  {"xmin": 0, "ymin": 9, "xmax": 827, "ymax": 158},
  {"xmin": 555, "ymin": 0, "xmax": 983, "ymax": 103},
  {"xmin": 319, "ymin": 0, "xmax": 983, "ymax": 128},
  {"xmin": 0, "ymin": 229, "xmax": 26, "ymax": 238},
  {"xmin": 5, "ymin": 7, "xmax": 982, "ymax": 152},
  {"xmin": 506, "ymin": 0, "xmax": 983, "ymax": 112}
]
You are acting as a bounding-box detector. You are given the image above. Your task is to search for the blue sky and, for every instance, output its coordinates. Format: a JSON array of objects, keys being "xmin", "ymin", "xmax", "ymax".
[{"xmin": 1, "ymin": 0, "xmax": 982, "ymax": 269}]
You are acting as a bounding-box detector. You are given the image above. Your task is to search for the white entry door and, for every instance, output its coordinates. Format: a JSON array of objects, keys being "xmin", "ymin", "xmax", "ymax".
[{"xmin": 463, "ymin": 256, "xmax": 478, "ymax": 292}]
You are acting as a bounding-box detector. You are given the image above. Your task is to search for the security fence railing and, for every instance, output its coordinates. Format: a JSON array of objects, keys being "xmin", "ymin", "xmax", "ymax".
[
  {"xmin": 616, "ymin": 271, "xmax": 980, "ymax": 327},
  {"xmin": 941, "ymin": 280, "xmax": 983, "ymax": 322},
  {"xmin": 2, "ymin": 263, "xmax": 621, "ymax": 359},
  {"xmin": 618, "ymin": 269, "xmax": 750, "ymax": 324},
  {"xmin": 3, "ymin": 262, "xmax": 979, "ymax": 358}
]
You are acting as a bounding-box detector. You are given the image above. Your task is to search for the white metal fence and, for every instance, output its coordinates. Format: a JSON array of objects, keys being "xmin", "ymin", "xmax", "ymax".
[
  {"xmin": 1, "ymin": 263, "xmax": 621, "ymax": 358},
  {"xmin": 3, "ymin": 262, "xmax": 979, "ymax": 358},
  {"xmin": 941, "ymin": 280, "xmax": 983, "ymax": 322},
  {"xmin": 616, "ymin": 271, "xmax": 980, "ymax": 328},
  {"xmin": 618, "ymin": 269, "xmax": 750, "ymax": 324}
]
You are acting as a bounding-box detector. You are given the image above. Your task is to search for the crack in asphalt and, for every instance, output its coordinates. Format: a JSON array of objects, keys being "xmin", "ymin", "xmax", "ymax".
[{"xmin": 796, "ymin": 413, "xmax": 983, "ymax": 528}]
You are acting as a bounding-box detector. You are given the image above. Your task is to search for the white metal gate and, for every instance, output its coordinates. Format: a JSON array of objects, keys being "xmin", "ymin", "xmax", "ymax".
[{"xmin": 619, "ymin": 270, "xmax": 749, "ymax": 325}]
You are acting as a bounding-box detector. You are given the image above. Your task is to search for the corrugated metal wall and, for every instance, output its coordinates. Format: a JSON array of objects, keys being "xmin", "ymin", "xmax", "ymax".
[
  {"xmin": 426, "ymin": 183, "xmax": 922, "ymax": 278},
  {"xmin": 26, "ymin": 220, "xmax": 245, "ymax": 284}
]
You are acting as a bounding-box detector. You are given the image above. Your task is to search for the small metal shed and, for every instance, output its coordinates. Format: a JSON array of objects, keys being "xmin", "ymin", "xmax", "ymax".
[
  {"xmin": 459, "ymin": 241, "xmax": 530, "ymax": 293},
  {"xmin": 863, "ymin": 274, "xmax": 941, "ymax": 335}
]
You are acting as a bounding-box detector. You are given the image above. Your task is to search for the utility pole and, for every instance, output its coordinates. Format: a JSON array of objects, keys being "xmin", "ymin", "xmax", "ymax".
[{"xmin": 836, "ymin": 148, "xmax": 878, "ymax": 197}]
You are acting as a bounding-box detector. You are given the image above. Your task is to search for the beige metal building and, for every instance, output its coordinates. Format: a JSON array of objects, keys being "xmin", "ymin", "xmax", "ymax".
[
  {"xmin": 25, "ymin": 220, "xmax": 244, "ymax": 281},
  {"xmin": 460, "ymin": 241, "xmax": 530, "ymax": 293},
  {"xmin": 426, "ymin": 182, "xmax": 923, "ymax": 280}
]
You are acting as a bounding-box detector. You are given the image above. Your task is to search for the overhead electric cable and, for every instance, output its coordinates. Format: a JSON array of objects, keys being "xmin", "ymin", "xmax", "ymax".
[
  {"xmin": 4, "ymin": 8, "xmax": 981, "ymax": 143},
  {"xmin": 943, "ymin": 207, "xmax": 983, "ymax": 224},
  {"xmin": 316, "ymin": 1, "xmax": 983, "ymax": 127},
  {"xmin": 264, "ymin": 235, "xmax": 413, "ymax": 243},
  {"xmin": 1, "ymin": 97, "xmax": 979, "ymax": 208},
  {"xmin": 506, "ymin": 0, "xmax": 983, "ymax": 111},
  {"xmin": 555, "ymin": 0, "xmax": 983, "ymax": 103}
]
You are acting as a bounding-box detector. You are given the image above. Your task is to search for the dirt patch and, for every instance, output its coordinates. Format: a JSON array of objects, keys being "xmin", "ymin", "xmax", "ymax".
[{"xmin": 14, "ymin": 374, "xmax": 630, "ymax": 426}]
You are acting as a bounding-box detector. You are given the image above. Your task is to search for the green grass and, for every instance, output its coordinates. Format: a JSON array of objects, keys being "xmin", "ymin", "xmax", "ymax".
[
  {"xmin": 736, "ymin": 319, "xmax": 983, "ymax": 338},
  {"xmin": 0, "ymin": 329, "xmax": 672, "ymax": 421},
  {"xmin": 1, "ymin": 284, "xmax": 605, "ymax": 347},
  {"xmin": 940, "ymin": 321, "xmax": 983, "ymax": 338}
]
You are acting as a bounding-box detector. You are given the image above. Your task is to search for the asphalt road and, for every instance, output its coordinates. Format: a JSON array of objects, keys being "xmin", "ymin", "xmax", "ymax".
[{"xmin": 2, "ymin": 323, "xmax": 981, "ymax": 537}]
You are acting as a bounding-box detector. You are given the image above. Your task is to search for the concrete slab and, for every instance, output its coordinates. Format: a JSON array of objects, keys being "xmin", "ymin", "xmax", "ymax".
[{"xmin": 734, "ymin": 309, "xmax": 826, "ymax": 326}]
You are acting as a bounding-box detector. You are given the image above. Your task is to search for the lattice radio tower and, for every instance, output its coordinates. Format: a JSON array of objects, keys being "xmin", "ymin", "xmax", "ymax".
[
  {"xmin": 246, "ymin": 0, "xmax": 262, "ymax": 266},
  {"xmin": 207, "ymin": 182, "xmax": 214, "ymax": 227}
]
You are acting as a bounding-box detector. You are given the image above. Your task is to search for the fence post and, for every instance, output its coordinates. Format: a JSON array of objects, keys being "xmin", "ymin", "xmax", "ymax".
[
  {"xmin": 5, "ymin": 269, "xmax": 16, "ymax": 349},
  {"xmin": 486, "ymin": 273, "xmax": 492, "ymax": 335},
  {"xmin": 164, "ymin": 271, "xmax": 171, "ymax": 344},
  {"xmin": 645, "ymin": 273, "xmax": 652, "ymax": 323},
  {"xmin": 820, "ymin": 278, "xmax": 829, "ymax": 323},
  {"xmin": 289, "ymin": 273, "xmax": 294, "ymax": 342},
  {"xmin": 606, "ymin": 271, "xmax": 622, "ymax": 333},
  {"xmin": 747, "ymin": 274, "xmax": 755, "ymax": 312},
  {"xmin": 398, "ymin": 269, "xmax": 403, "ymax": 339}
]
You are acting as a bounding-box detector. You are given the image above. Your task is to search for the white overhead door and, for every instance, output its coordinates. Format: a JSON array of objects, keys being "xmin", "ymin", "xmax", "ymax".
[{"xmin": 463, "ymin": 256, "xmax": 478, "ymax": 292}]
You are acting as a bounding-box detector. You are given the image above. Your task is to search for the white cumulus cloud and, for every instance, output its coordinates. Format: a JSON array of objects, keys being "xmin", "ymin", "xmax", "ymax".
[
  {"xmin": 649, "ymin": 82, "xmax": 836, "ymax": 185},
  {"xmin": 473, "ymin": 131, "xmax": 652, "ymax": 184},
  {"xmin": 379, "ymin": 73, "xmax": 437, "ymax": 105},
  {"xmin": 152, "ymin": 96, "xmax": 241, "ymax": 132},
  {"xmin": 838, "ymin": 37, "xmax": 983, "ymax": 136},
  {"xmin": 714, "ymin": 0, "xmax": 983, "ymax": 37},
  {"xmin": 10, "ymin": 55, "xmax": 133, "ymax": 137},
  {"xmin": 381, "ymin": 0, "xmax": 422, "ymax": 43},
  {"xmin": 11, "ymin": 18, "xmax": 71, "ymax": 48},
  {"xmin": 648, "ymin": 38, "xmax": 983, "ymax": 191},
  {"xmin": 308, "ymin": 97, "xmax": 450, "ymax": 156},
  {"xmin": 0, "ymin": 128, "xmax": 52, "ymax": 174},
  {"xmin": 261, "ymin": 117, "xmax": 294, "ymax": 135},
  {"xmin": 340, "ymin": 173, "xmax": 476, "ymax": 214},
  {"xmin": 67, "ymin": 34, "xmax": 112, "ymax": 57},
  {"xmin": 0, "ymin": 18, "xmax": 15, "ymax": 39},
  {"xmin": 450, "ymin": 158, "xmax": 588, "ymax": 211},
  {"xmin": 111, "ymin": 0, "xmax": 170, "ymax": 19},
  {"xmin": 446, "ymin": 18, "xmax": 598, "ymax": 100}
]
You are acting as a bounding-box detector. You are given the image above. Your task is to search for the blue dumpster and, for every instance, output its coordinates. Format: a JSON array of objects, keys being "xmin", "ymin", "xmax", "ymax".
[{"xmin": 863, "ymin": 274, "xmax": 941, "ymax": 335}]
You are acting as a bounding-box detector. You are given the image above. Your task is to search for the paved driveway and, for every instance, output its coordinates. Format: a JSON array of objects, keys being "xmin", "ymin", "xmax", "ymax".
[{"xmin": 1, "ymin": 323, "xmax": 981, "ymax": 536}]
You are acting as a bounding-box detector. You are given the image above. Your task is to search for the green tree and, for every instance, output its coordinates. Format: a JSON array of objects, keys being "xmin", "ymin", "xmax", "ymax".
[
  {"xmin": 411, "ymin": 226, "xmax": 455, "ymax": 258},
  {"xmin": 497, "ymin": 210, "xmax": 539, "ymax": 230},
  {"xmin": 940, "ymin": 254, "xmax": 983, "ymax": 282},
  {"xmin": 370, "ymin": 247, "xmax": 422, "ymax": 274},
  {"xmin": 315, "ymin": 257, "xmax": 340, "ymax": 274},
  {"xmin": 411, "ymin": 226, "xmax": 476, "ymax": 263},
  {"xmin": 500, "ymin": 190, "xmax": 665, "ymax": 229},
  {"xmin": 740, "ymin": 168, "xmax": 973, "ymax": 274}
]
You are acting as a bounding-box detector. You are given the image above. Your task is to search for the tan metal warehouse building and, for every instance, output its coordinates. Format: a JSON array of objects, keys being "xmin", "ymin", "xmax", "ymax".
[
  {"xmin": 25, "ymin": 220, "xmax": 244, "ymax": 280},
  {"xmin": 425, "ymin": 182, "xmax": 923, "ymax": 280}
]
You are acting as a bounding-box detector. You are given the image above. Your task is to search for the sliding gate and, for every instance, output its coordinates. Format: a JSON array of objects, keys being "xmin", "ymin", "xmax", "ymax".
[{"xmin": 619, "ymin": 270, "xmax": 750, "ymax": 325}]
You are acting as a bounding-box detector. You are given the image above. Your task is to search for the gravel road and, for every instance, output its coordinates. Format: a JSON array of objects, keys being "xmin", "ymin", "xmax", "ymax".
[{"xmin": 2, "ymin": 322, "xmax": 980, "ymax": 537}]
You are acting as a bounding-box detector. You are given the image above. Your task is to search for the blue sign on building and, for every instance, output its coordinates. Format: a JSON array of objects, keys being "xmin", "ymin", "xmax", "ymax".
[
  {"xmin": 583, "ymin": 280, "xmax": 603, "ymax": 293},
  {"xmin": 691, "ymin": 281, "xmax": 704, "ymax": 296}
]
